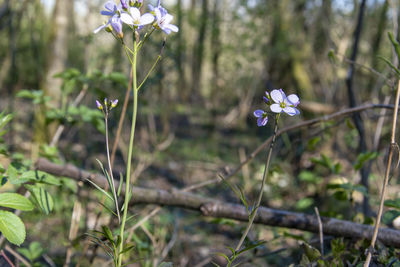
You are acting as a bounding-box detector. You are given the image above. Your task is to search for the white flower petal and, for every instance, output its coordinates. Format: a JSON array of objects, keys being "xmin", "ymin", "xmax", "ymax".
[
  {"xmin": 287, "ymin": 94, "xmax": 299, "ymax": 106},
  {"xmin": 283, "ymin": 107, "xmax": 297, "ymax": 116},
  {"xmin": 94, "ymin": 24, "xmax": 106, "ymax": 34},
  {"xmin": 121, "ymin": 13, "xmax": 134, "ymax": 25},
  {"xmin": 140, "ymin": 13, "xmax": 155, "ymax": 25},
  {"xmin": 270, "ymin": 89, "xmax": 283, "ymax": 103},
  {"xmin": 163, "ymin": 14, "xmax": 174, "ymax": 25},
  {"xmin": 164, "ymin": 24, "xmax": 178, "ymax": 32},
  {"xmin": 154, "ymin": 8, "xmax": 162, "ymax": 21},
  {"xmin": 270, "ymin": 104, "xmax": 282, "ymax": 113},
  {"xmin": 130, "ymin": 7, "xmax": 141, "ymax": 20}
]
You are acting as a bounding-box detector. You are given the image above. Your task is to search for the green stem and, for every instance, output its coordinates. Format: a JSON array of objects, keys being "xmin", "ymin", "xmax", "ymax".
[
  {"xmin": 118, "ymin": 33, "xmax": 138, "ymax": 267},
  {"xmin": 105, "ymin": 115, "xmax": 121, "ymax": 223},
  {"xmin": 137, "ymin": 54, "xmax": 162, "ymax": 91},
  {"xmin": 232, "ymin": 114, "xmax": 280, "ymax": 255}
]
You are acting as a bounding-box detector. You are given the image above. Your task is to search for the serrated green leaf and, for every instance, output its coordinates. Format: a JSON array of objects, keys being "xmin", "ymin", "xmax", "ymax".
[
  {"xmin": 0, "ymin": 210, "xmax": 26, "ymax": 246},
  {"xmin": 0, "ymin": 193, "xmax": 34, "ymax": 211},
  {"xmin": 6, "ymin": 164, "xmax": 19, "ymax": 184}
]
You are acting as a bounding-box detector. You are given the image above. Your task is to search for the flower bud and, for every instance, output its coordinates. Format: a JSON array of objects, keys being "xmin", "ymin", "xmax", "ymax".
[
  {"xmin": 134, "ymin": 0, "xmax": 143, "ymax": 8},
  {"xmin": 120, "ymin": 0, "xmax": 128, "ymax": 9},
  {"xmin": 96, "ymin": 100, "xmax": 103, "ymax": 110},
  {"xmin": 106, "ymin": 25, "xmax": 113, "ymax": 32},
  {"xmin": 111, "ymin": 99, "xmax": 118, "ymax": 108}
]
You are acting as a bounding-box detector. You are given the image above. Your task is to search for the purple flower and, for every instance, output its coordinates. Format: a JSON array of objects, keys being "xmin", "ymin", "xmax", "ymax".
[
  {"xmin": 149, "ymin": 1, "xmax": 178, "ymax": 34},
  {"xmin": 100, "ymin": 1, "xmax": 120, "ymax": 16},
  {"xmin": 269, "ymin": 89, "xmax": 300, "ymax": 116},
  {"xmin": 120, "ymin": 7, "xmax": 154, "ymax": 28},
  {"xmin": 94, "ymin": 1, "xmax": 124, "ymax": 37},
  {"xmin": 254, "ymin": 110, "xmax": 268, "ymax": 127},
  {"xmin": 263, "ymin": 91, "xmax": 270, "ymax": 104},
  {"xmin": 120, "ymin": 0, "xmax": 128, "ymax": 9}
]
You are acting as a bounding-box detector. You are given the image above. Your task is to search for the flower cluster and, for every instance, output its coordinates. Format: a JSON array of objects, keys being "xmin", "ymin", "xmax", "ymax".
[
  {"xmin": 94, "ymin": 0, "xmax": 178, "ymax": 38},
  {"xmin": 96, "ymin": 98, "xmax": 118, "ymax": 114},
  {"xmin": 254, "ymin": 89, "xmax": 300, "ymax": 126}
]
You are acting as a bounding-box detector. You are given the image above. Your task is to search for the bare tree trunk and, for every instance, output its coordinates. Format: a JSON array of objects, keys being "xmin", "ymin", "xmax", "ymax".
[
  {"xmin": 34, "ymin": 0, "xmax": 74, "ymax": 144},
  {"xmin": 210, "ymin": 0, "xmax": 221, "ymax": 106},
  {"xmin": 367, "ymin": 0, "xmax": 388, "ymax": 90},
  {"xmin": 191, "ymin": 0, "xmax": 208, "ymax": 102},
  {"xmin": 313, "ymin": 0, "xmax": 332, "ymax": 56},
  {"xmin": 44, "ymin": 0, "xmax": 74, "ymax": 107},
  {"xmin": 345, "ymin": 0, "xmax": 369, "ymax": 216},
  {"xmin": 176, "ymin": 0, "xmax": 187, "ymax": 100}
]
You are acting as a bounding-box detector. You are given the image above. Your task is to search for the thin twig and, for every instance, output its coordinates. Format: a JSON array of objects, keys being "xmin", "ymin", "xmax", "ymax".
[
  {"xmin": 4, "ymin": 246, "xmax": 30, "ymax": 267},
  {"xmin": 314, "ymin": 207, "xmax": 324, "ymax": 256},
  {"xmin": 364, "ymin": 80, "xmax": 400, "ymax": 266},
  {"xmin": 1, "ymin": 250, "xmax": 15, "ymax": 267}
]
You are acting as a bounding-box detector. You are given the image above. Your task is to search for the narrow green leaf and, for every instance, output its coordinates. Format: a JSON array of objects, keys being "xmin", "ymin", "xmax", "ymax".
[
  {"xmin": 101, "ymin": 225, "xmax": 114, "ymax": 246},
  {"xmin": 0, "ymin": 210, "xmax": 26, "ymax": 246},
  {"xmin": 117, "ymin": 172, "xmax": 123, "ymax": 196},
  {"xmin": 389, "ymin": 32, "xmax": 400, "ymax": 64},
  {"xmin": 0, "ymin": 113, "xmax": 13, "ymax": 130},
  {"xmin": 98, "ymin": 201, "xmax": 118, "ymax": 217},
  {"xmin": 25, "ymin": 185, "xmax": 54, "ymax": 214},
  {"xmin": 378, "ymin": 55, "xmax": 400, "ymax": 77},
  {"xmin": 119, "ymin": 245, "xmax": 135, "ymax": 255},
  {"xmin": 215, "ymin": 252, "xmax": 230, "ymax": 262},
  {"xmin": 0, "ymin": 193, "xmax": 34, "ymax": 211},
  {"xmin": 237, "ymin": 240, "xmax": 265, "ymax": 256},
  {"xmin": 86, "ymin": 179, "xmax": 114, "ymax": 202}
]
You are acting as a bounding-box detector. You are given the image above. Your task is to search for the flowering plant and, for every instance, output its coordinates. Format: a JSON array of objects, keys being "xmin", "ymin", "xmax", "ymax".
[
  {"xmin": 91, "ymin": 1, "xmax": 178, "ymax": 266},
  {"xmin": 254, "ymin": 89, "xmax": 300, "ymax": 127}
]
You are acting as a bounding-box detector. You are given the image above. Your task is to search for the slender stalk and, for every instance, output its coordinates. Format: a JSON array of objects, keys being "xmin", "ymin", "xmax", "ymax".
[
  {"xmin": 137, "ymin": 54, "xmax": 162, "ymax": 91},
  {"xmin": 233, "ymin": 115, "xmax": 280, "ymax": 253},
  {"xmin": 118, "ymin": 33, "xmax": 138, "ymax": 267},
  {"xmin": 364, "ymin": 80, "xmax": 400, "ymax": 266},
  {"xmin": 105, "ymin": 115, "xmax": 121, "ymax": 223}
]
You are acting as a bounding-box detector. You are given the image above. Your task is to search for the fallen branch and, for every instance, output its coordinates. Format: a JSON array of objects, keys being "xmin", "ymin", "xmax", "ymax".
[{"xmin": 35, "ymin": 158, "xmax": 400, "ymax": 248}]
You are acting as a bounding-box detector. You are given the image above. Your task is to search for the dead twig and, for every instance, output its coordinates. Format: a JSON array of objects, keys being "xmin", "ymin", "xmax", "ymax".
[
  {"xmin": 364, "ymin": 80, "xmax": 400, "ymax": 266},
  {"xmin": 314, "ymin": 207, "xmax": 324, "ymax": 256}
]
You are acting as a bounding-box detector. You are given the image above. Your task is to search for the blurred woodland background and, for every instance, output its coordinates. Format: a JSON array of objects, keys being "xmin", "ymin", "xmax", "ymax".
[{"xmin": 2, "ymin": 0, "xmax": 400, "ymax": 266}]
